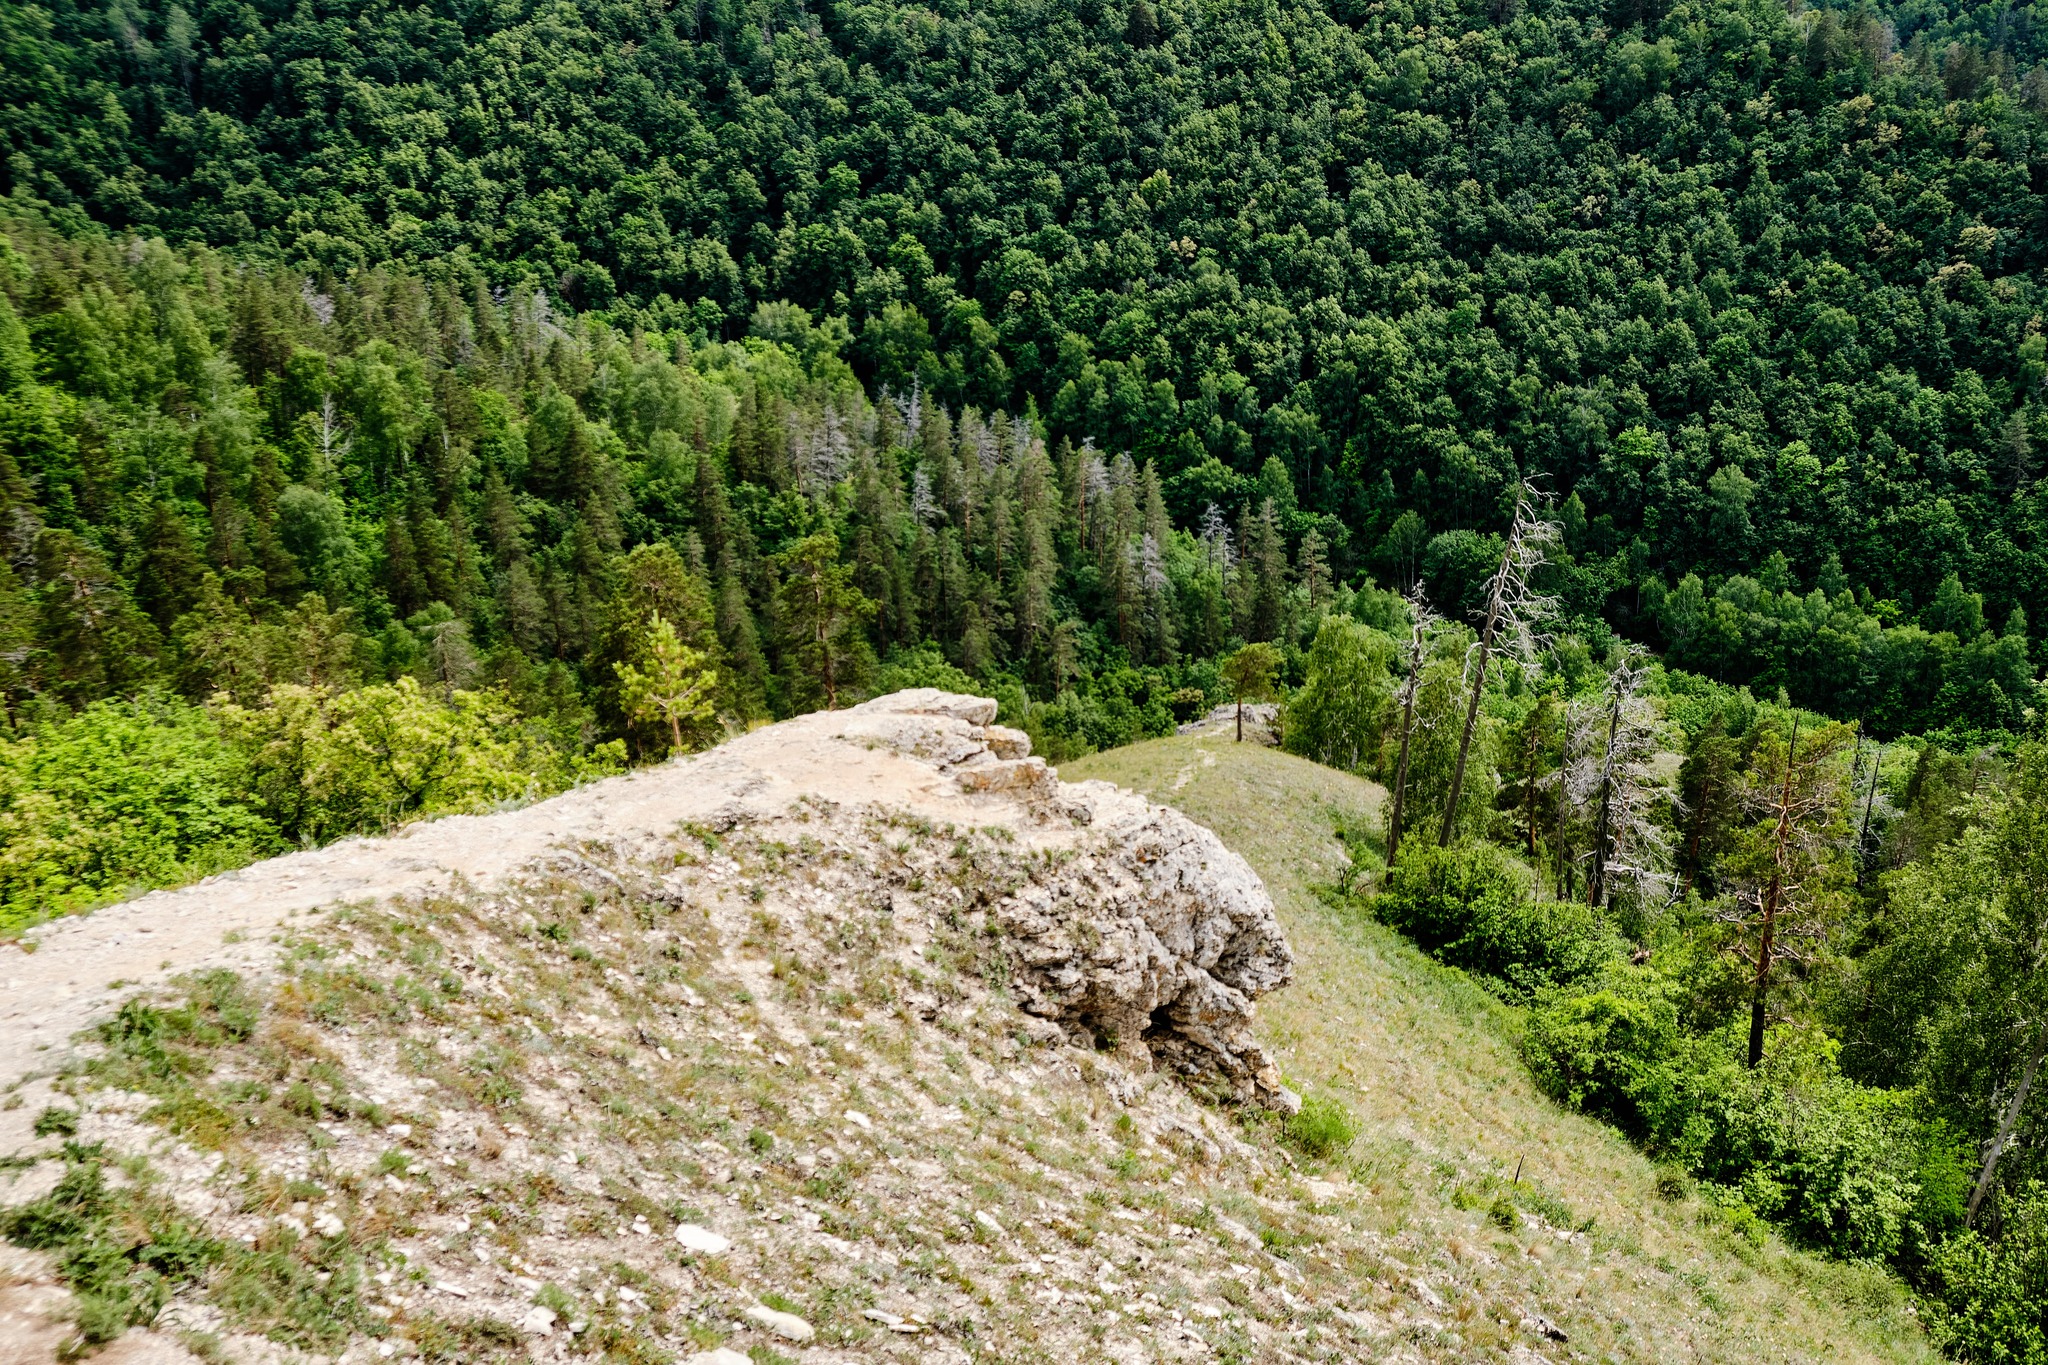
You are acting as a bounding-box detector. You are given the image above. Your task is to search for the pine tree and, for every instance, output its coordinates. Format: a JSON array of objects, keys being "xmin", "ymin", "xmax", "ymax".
[
  {"xmin": 1239, "ymin": 499, "xmax": 1290, "ymax": 642},
  {"xmin": 615, "ymin": 610, "xmax": 719, "ymax": 755},
  {"xmin": 1676, "ymin": 708, "xmax": 1744, "ymax": 895},
  {"xmin": 1721, "ymin": 716, "xmax": 1856, "ymax": 1068},
  {"xmin": 774, "ymin": 532, "xmax": 877, "ymax": 711}
]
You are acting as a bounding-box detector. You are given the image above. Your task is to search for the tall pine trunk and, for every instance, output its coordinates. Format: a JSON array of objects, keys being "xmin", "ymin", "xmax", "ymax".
[{"xmin": 1747, "ymin": 717, "xmax": 1799, "ymax": 1069}]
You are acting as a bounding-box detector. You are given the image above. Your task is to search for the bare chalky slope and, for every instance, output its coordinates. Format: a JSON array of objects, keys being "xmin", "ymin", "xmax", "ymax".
[
  {"xmin": 0, "ymin": 691, "xmax": 1281, "ymax": 1100},
  {"xmin": 0, "ymin": 692, "xmax": 1364, "ymax": 1365}
]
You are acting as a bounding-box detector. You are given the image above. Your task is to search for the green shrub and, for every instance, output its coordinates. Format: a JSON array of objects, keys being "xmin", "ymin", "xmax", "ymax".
[
  {"xmin": 1522, "ymin": 969, "xmax": 1705, "ymax": 1152},
  {"xmin": 1528, "ymin": 991, "xmax": 1967, "ymax": 1265},
  {"xmin": 33, "ymin": 1107, "xmax": 79, "ymax": 1138},
  {"xmin": 0, "ymin": 695, "xmax": 279, "ymax": 929},
  {"xmin": 1, "ymin": 1143, "xmax": 225, "ymax": 1352},
  {"xmin": 1374, "ymin": 841, "xmax": 1615, "ymax": 996},
  {"xmin": 1692, "ymin": 1030, "xmax": 1964, "ymax": 1263},
  {"xmin": 1923, "ymin": 1182, "xmax": 2048, "ymax": 1365},
  {"xmin": 1282, "ymin": 1095, "xmax": 1358, "ymax": 1160}
]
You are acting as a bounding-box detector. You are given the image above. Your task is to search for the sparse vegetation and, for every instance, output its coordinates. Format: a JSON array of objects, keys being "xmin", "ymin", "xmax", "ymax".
[{"xmin": 1069, "ymin": 733, "xmax": 1932, "ymax": 1363}]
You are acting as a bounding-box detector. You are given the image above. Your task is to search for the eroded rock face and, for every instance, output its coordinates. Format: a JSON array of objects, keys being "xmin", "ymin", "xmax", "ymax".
[{"xmin": 837, "ymin": 689, "xmax": 1297, "ymax": 1110}]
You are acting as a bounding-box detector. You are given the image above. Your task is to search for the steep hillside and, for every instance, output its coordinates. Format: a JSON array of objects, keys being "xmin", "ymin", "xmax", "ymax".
[
  {"xmin": 0, "ymin": 693, "xmax": 1511, "ymax": 1365},
  {"xmin": 1065, "ymin": 734, "xmax": 1930, "ymax": 1365},
  {"xmin": 0, "ymin": 701, "xmax": 1932, "ymax": 1365}
]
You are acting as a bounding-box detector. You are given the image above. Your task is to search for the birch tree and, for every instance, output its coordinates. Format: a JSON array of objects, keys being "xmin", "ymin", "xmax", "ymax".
[
  {"xmin": 1438, "ymin": 484, "xmax": 1560, "ymax": 847},
  {"xmin": 1963, "ymin": 747, "xmax": 2048, "ymax": 1222}
]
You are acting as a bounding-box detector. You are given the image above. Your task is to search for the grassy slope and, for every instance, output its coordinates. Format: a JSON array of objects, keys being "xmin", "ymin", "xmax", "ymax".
[{"xmin": 1065, "ymin": 733, "xmax": 1930, "ymax": 1365}]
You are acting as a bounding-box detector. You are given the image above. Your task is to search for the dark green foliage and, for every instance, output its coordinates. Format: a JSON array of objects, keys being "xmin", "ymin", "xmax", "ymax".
[
  {"xmin": 1924, "ymin": 1183, "xmax": 2048, "ymax": 1365},
  {"xmin": 0, "ymin": 0, "xmax": 2042, "ymax": 740},
  {"xmin": 1522, "ymin": 969, "xmax": 1701, "ymax": 1150},
  {"xmin": 32, "ymin": 1106, "xmax": 78, "ymax": 1138},
  {"xmin": 1525, "ymin": 984, "xmax": 1969, "ymax": 1263},
  {"xmin": 1373, "ymin": 841, "xmax": 1615, "ymax": 997}
]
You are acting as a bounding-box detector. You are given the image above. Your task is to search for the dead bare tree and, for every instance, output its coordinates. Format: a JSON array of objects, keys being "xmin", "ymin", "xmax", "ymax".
[
  {"xmin": 1385, "ymin": 584, "xmax": 1444, "ymax": 866},
  {"xmin": 314, "ymin": 392, "xmax": 351, "ymax": 485},
  {"xmin": 1564, "ymin": 648, "xmax": 1673, "ymax": 909},
  {"xmin": 1438, "ymin": 483, "xmax": 1561, "ymax": 847}
]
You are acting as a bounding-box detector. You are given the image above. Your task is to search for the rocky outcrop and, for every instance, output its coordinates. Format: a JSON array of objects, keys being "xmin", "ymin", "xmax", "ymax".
[
  {"xmin": 836, "ymin": 690, "xmax": 1296, "ymax": 1109},
  {"xmin": 2, "ymin": 688, "xmax": 1294, "ymax": 1113}
]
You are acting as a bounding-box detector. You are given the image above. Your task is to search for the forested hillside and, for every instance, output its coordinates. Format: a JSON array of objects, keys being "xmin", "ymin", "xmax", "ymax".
[
  {"xmin": 5, "ymin": 0, "xmax": 2048, "ymax": 1354},
  {"xmin": 3, "ymin": 0, "xmax": 2047, "ymax": 725}
]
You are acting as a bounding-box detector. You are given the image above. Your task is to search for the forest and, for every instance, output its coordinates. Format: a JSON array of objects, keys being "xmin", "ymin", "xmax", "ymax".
[{"xmin": 3, "ymin": 0, "xmax": 2048, "ymax": 1351}]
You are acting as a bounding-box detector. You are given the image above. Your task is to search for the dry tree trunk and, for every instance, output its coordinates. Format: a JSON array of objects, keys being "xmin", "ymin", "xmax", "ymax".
[
  {"xmin": 1438, "ymin": 487, "xmax": 1558, "ymax": 848},
  {"xmin": 1386, "ymin": 587, "xmax": 1439, "ymax": 867},
  {"xmin": 1587, "ymin": 693, "xmax": 1622, "ymax": 909},
  {"xmin": 1970, "ymin": 1019, "xmax": 2048, "ymax": 1225}
]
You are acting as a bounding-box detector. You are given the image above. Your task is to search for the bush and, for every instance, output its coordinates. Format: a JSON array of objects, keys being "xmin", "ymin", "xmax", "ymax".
[
  {"xmin": 1527, "ymin": 993, "xmax": 1968, "ymax": 1264},
  {"xmin": 0, "ymin": 694, "xmax": 280, "ymax": 927},
  {"xmin": 1522, "ymin": 971, "xmax": 1705, "ymax": 1152},
  {"xmin": 1692, "ymin": 1029, "xmax": 1966, "ymax": 1263},
  {"xmin": 1282, "ymin": 1095, "xmax": 1358, "ymax": 1160},
  {"xmin": 1923, "ymin": 1182, "xmax": 2048, "ymax": 1365},
  {"xmin": 1374, "ymin": 841, "xmax": 1615, "ymax": 996}
]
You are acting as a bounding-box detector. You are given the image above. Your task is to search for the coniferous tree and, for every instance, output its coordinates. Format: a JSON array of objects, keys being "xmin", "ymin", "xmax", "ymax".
[{"xmin": 775, "ymin": 532, "xmax": 877, "ymax": 711}]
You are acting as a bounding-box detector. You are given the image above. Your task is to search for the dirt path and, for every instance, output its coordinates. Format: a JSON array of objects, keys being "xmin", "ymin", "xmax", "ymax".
[{"xmin": 0, "ymin": 691, "xmax": 1031, "ymax": 1094}]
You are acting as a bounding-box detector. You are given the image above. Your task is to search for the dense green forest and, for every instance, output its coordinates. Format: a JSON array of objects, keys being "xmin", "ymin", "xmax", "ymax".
[
  {"xmin": 4, "ymin": 0, "xmax": 2048, "ymax": 727},
  {"xmin": 4, "ymin": 0, "xmax": 2048, "ymax": 1351}
]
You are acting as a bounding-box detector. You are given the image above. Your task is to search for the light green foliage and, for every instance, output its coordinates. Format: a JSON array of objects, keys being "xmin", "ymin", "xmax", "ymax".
[
  {"xmin": 1282, "ymin": 616, "xmax": 1395, "ymax": 772},
  {"xmin": 1281, "ymin": 1095, "xmax": 1359, "ymax": 1161},
  {"xmin": 219, "ymin": 679, "xmax": 619, "ymax": 844},
  {"xmin": 1372, "ymin": 840, "xmax": 1614, "ymax": 998},
  {"xmin": 1379, "ymin": 645, "xmax": 1480, "ymax": 845},
  {"xmin": 0, "ymin": 696, "xmax": 277, "ymax": 928},
  {"xmin": 615, "ymin": 611, "xmax": 718, "ymax": 756}
]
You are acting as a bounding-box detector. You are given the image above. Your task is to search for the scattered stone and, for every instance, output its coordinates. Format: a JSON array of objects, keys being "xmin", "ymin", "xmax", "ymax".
[
  {"xmin": 519, "ymin": 1306, "xmax": 557, "ymax": 1335},
  {"xmin": 974, "ymin": 1209, "xmax": 1005, "ymax": 1236},
  {"xmin": 683, "ymin": 1351, "xmax": 750, "ymax": 1365},
  {"xmin": 744, "ymin": 1303, "xmax": 815, "ymax": 1341},
  {"xmin": 843, "ymin": 1109, "xmax": 873, "ymax": 1130},
  {"xmin": 312, "ymin": 1211, "xmax": 345, "ymax": 1238},
  {"xmin": 674, "ymin": 1224, "xmax": 731, "ymax": 1254}
]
